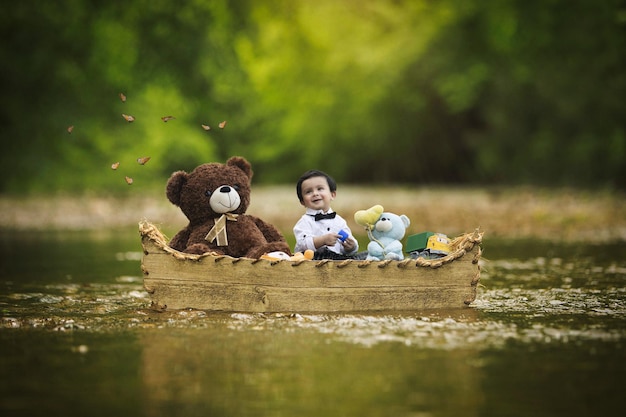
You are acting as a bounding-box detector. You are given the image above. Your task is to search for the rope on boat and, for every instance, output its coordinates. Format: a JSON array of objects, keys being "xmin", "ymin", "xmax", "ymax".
[
  {"xmin": 397, "ymin": 259, "xmax": 413, "ymax": 268},
  {"xmin": 139, "ymin": 220, "xmax": 484, "ymax": 270},
  {"xmin": 315, "ymin": 259, "xmax": 332, "ymax": 268},
  {"xmin": 465, "ymin": 267, "xmax": 483, "ymax": 305},
  {"xmin": 473, "ymin": 247, "xmax": 482, "ymax": 264},
  {"xmin": 336, "ymin": 260, "xmax": 353, "ymax": 268},
  {"xmin": 471, "ymin": 266, "xmax": 481, "ymax": 286},
  {"xmin": 377, "ymin": 260, "xmax": 393, "ymax": 268}
]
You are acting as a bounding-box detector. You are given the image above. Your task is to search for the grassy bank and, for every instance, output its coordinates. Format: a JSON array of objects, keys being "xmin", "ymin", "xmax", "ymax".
[{"xmin": 1, "ymin": 186, "xmax": 625, "ymax": 243}]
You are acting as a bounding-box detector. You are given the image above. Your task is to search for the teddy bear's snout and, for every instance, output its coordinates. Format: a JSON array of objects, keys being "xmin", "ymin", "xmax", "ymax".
[
  {"xmin": 209, "ymin": 184, "xmax": 241, "ymax": 213},
  {"xmin": 374, "ymin": 218, "xmax": 393, "ymax": 233}
]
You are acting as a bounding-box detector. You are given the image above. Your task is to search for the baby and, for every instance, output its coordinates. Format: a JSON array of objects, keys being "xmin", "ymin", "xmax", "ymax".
[{"xmin": 293, "ymin": 169, "xmax": 359, "ymax": 259}]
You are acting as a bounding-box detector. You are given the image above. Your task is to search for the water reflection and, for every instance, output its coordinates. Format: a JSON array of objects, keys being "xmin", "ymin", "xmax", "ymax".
[
  {"xmin": 139, "ymin": 325, "xmax": 483, "ymax": 417},
  {"xmin": 1, "ymin": 231, "xmax": 625, "ymax": 416}
]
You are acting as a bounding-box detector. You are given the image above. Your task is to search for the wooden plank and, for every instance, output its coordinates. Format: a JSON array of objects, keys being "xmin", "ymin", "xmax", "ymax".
[{"xmin": 145, "ymin": 279, "xmax": 477, "ymax": 312}]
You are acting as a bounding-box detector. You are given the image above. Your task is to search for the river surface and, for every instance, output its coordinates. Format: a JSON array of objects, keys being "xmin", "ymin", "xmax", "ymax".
[{"xmin": 1, "ymin": 229, "xmax": 625, "ymax": 417}]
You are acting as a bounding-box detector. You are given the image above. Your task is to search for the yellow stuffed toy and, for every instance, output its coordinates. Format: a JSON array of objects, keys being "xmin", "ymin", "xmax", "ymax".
[{"xmin": 354, "ymin": 204, "xmax": 384, "ymax": 230}]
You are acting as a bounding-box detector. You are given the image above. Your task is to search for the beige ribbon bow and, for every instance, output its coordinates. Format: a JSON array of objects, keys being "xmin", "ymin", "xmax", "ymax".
[{"xmin": 205, "ymin": 213, "xmax": 238, "ymax": 246}]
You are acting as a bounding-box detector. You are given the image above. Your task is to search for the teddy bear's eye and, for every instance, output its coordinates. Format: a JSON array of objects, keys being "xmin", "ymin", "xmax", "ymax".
[
  {"xmin": 205, "ymin": 190, "xmax": 212, "ymax": 197},
  {"xmin": 233, "ymin": 185, "xmax": 240, "ymax": 191}
]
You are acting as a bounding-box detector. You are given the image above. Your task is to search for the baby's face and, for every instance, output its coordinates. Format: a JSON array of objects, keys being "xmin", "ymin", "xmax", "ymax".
[{"xmin": 300, "ymin": 176, "xmax": 335, "ymax": 212}]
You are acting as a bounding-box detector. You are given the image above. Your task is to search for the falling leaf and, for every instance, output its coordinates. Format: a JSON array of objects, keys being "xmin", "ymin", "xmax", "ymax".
[
  {"xmin": 137, "ymin": 156, "xmax": 151, "ymax": 165},
  {"xmin": 119, "ymin": 92, "xmax": 126, "ymax": 102},
  {"xmin": 201, "ymin": 124, "xmax": 211, "ymax": 131},
  {"xmin": 111, "ymin": 162, "xmax": 120, "ymax": 170},
  {"xmin": 122, "ymin": 113, "xmax": 135, "ymax": 122},
  {"xmin": 161, "ymin": 116, "xmax": 176, "ymax": 122},
  {"xmin": 67, "ymin": 125, "xmax": 74, "ymax": 134},
  {"xmin": 125, "ymin": 176, "xmax": 133, "ymax": 185},
  {"xmin": 218, "ymin": 120, "xmax": 227, "ymax": 129}
]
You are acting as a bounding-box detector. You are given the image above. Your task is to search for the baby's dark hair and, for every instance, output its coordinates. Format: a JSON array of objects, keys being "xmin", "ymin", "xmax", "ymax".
[{"xmin": 296, "ymin": 170, "xmax": 337, "ymax": 203}]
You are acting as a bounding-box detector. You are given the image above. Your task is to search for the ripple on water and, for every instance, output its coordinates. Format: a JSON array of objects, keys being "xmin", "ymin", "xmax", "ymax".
[
  {"xmin": 1, "ymin": 253, "xmax": 625, "ymax": 350},
  {"xmin": 223, "ymin": 311, "xmax": 625, "ymax": 349}
]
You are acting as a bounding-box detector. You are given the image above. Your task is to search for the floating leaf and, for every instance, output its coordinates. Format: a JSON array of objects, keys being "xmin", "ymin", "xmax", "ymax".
[
  {"xmin": 67, "ymin": 125, "xmax": 74, "ymax": 134},
  {"xmin": 218, "ymin": 120, "xmax": 227, "ymax": 129},
  {"xmin": 119, "ymin": 92, "xmax": 126, "ymax": 102},
  {"xmin": 111, "ymin": 162, "xmax": 120, "ymax": 170},
  {"xmin": 125, "ymin": 176, "xmax": 133, "ymax": 185},
  {"xmin": 201, "ymin": 124, "xmax": 211, "ymax": 131},
  {"xmin": 122, "ymin": 114, "xmax": 135, "ymax": 122},
  {"xmin": 137, "ymin": 156, "xmax": 151, "ymax": 165},
  {"xmin": 161, "ymin": 116, "xmax": 176, "ymax": 122}
]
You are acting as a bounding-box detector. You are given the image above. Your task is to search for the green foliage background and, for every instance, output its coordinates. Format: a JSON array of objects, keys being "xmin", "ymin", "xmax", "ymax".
[{"xmin": 1, "ymin": 0, "xmax": 624, "ymax": 194}]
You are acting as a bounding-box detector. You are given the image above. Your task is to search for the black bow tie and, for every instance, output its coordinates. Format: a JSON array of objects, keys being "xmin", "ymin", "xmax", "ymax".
[{"xmin": 314, "ymin": 212, "xmax": 336, "ymax": 221}]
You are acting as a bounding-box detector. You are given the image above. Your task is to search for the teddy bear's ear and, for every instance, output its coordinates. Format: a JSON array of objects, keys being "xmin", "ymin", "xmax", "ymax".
[
  {"xmin": 400, "ymin": 214, "xmax": 411, "ymax": 228},
  {"xmin": 226, "ymin": 156, "xmax": 253, "ymax": 180},
  {"xmin": 166, "ymin": 170, "xmax": 188, "ymax": 206}
]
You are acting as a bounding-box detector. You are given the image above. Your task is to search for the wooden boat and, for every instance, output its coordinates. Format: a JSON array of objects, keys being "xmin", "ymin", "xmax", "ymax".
[{"xmin": 139, "ymin": 220, "xmax": 483, "ymax": 313}]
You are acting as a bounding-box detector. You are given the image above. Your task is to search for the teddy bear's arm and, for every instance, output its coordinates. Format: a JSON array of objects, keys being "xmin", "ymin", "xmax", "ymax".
[
  {"xmin": 385, "ymin": 240, "xmax": 403, "ymax": 254},
  {"xmin": 367, "ymin": 240, "xmax": 384, "ymax": 257},
  {"xmin": 238, "ymin": 215, "xmax": 291, "ymax": 257},
  {"xmin": 168, "ymin": 227, "xmax": 192, "ymax": 252},
  {"xmin": 250, "ymin": 215, "xmax": 287, "ymax": 244}
]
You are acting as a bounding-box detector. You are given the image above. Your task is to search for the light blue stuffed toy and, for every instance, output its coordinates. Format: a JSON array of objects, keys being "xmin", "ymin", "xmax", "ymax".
[{"xmin": 365, "ymin": 211, "xmax": 411, "ymax": 261}]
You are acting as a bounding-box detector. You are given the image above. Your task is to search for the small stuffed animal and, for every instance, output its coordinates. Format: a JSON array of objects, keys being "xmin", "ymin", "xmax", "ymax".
[
  {"xmin": 356, "ymin": 205, "xmax": 410, "ymax": 261},
  {"xmin": 261, "ymin": 250, "xmax": 314, "ymax": 262},
  {"xmin": 166, "ymin": 156, "xmax": 291, "ymax": 258}
]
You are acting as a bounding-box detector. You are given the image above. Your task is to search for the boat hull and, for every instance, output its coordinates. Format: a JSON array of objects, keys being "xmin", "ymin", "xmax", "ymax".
[{"xmin": 140, "ymin": 221, "xmax": 482, "ymax": 313}]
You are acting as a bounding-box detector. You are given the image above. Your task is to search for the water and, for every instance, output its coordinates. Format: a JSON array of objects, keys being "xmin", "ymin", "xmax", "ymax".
[{"xmin": 1, "ymin": 230, "xmax": 625, "ymax": 417}]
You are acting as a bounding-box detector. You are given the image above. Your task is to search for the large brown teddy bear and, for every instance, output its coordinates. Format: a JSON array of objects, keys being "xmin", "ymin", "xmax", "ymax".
[{"xmin": 166, "ymin": 156, "xmax": 291, "ymax": 258}]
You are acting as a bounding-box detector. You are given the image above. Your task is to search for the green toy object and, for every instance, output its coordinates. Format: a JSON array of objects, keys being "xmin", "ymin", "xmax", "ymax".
[{"xmin": 405, "ymin": 232, "xmax": 451, "ymax": 259}]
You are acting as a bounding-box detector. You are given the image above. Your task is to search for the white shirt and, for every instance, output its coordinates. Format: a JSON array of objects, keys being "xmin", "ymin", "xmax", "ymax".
[{"xmin": 293, "ymin": 208, "xmax": 358, "ymax": 254}]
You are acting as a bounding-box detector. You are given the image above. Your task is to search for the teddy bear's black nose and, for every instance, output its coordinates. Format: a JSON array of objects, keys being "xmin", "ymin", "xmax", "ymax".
[{"xmin": 219, "ymin": 186, "xmax": 231, "ymax": 193}]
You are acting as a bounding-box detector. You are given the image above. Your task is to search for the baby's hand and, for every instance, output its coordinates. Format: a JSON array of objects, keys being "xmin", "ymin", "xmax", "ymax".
[
  {"xmin": 342, "ymin": 237, "xmax": 356, "ymax": 252},
  {"xmin": 314, "ymin": 233, "xmax": 340, "ymax": 248},
  {"xmin": 324, "ymin": 233, "xmax": 341, "ymax": 247}
]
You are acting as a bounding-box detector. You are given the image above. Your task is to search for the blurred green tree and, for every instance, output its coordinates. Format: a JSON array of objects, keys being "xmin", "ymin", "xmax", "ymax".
[{"xmin": 0, "ymin": 0, "xmax": 624, "ymax": 194}]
